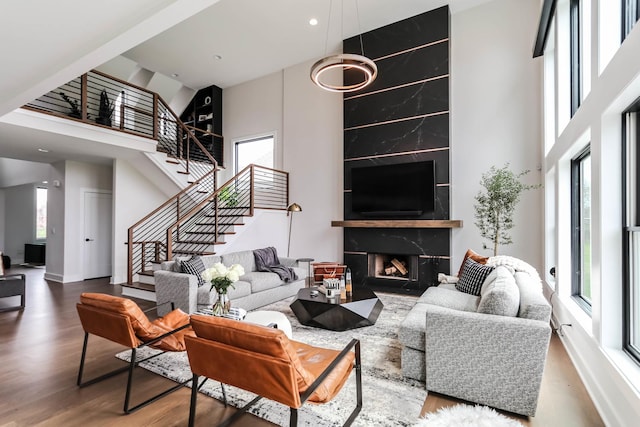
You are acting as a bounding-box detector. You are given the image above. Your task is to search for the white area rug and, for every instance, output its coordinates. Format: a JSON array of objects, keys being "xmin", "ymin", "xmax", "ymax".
[
  {"xmin": 117, "ymin": 292, "xmax": 426, "ymax": 426},
  {"xmin": 415, "ymin": 404, "xmax": 524, "ymax": 427}
]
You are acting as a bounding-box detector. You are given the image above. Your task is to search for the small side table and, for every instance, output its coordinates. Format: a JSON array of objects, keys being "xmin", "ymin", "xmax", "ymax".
[
  {"xmin": 244, "ymin": 310, "xmax": 293, "ymax": 338},
  {"xmin": 296, "ymin": 258, "xmax": 314, "ymax": 287}
]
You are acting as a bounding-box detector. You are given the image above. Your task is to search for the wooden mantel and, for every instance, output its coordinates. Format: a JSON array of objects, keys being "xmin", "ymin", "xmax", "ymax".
[{"xmin": 331, "ymin": 220, "xmax": 463, "ymax": 228}]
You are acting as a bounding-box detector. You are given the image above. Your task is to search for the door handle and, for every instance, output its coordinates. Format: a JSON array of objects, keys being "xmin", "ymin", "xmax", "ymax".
[{"xmin": 85, "ymin": 238, "xmax": 94, "ymax": 242}]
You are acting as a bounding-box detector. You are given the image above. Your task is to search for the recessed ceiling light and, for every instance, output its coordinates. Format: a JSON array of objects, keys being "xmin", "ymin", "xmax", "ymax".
[
  {"xmin": 37, "ymin": 148, "xmax": 49, "ymax": 153},
  {"xmin": 171, "ymin": 73, "xmax": 179, "ymax": 78},
  {"xmin": 42, "ymin": 181, "xmax": 48, "ymax": 184},
  {"xmin": 213, "ymin": 54, "xmax": 223, "ymax": 60},
  {"xmin": 309, "ymin": 18, "xmax": 318, "ymax": 26}
]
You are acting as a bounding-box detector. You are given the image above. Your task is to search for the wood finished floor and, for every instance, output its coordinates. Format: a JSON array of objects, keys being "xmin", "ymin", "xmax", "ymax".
[{"xmin": 0, "ymin": 267, "xmax": 604, "ymax": 426}]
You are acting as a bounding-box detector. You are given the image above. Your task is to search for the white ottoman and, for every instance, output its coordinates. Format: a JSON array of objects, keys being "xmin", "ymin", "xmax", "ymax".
[{"xmin": 244, "ymin": 310, "xmax": 293, "ymax": 339}]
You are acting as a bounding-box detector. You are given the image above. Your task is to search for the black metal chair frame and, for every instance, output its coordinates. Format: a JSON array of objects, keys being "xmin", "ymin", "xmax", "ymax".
[
  {"xmin": 77, "ymin": 301, "xmax": 192, "ymax": 414},
  {"xmin": 0, "ymin": 273, "xmax": 26, "ymax": 312},
  {"xmin": 188, "ymin": 338, "xmax": 362, "ymax": 427}
]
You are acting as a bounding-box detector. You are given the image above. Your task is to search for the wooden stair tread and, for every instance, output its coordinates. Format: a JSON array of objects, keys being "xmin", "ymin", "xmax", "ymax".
[
  {"xmin": 122, "ymin": 282, "xmax": 155, "ymax": 292},
  {"xmin": 138, "ymin": 270, "xmax": 155, "ymax": 277},
  {"xmin": 175, "ymin": 240, "xmax": 225, "ymax": 245},
  {"xmin": 186, "ymin": 230, "xmax": 236, "ymax": 235},
  {"xmin": 172, "ymin": 250, "xmax": 216, "ymax": 255}
]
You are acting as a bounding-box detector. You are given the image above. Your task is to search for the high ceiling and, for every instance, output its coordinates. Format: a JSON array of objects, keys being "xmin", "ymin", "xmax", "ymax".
[
  {"xmin": 0, "ymin": 0, "xmax": 496, "ymax": 170},
  {"xmin": 124, "ymin": 0, "xmax": 493, "ymax": 90}
]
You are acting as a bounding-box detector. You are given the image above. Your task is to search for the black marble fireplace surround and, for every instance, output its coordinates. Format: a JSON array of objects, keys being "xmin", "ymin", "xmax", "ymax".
[{"xmin": 341, "ymin": 6, "xmax": 452, "ymax": 294}]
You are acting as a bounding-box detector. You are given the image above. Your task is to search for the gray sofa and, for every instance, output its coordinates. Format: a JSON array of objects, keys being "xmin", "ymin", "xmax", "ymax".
[
  {"xmin": 154, "ymin": 249, "xmax": 307, "ymax": 316},
  {"xmin": 398, "ymin": 256, "xmax": 552, "ymax": 417}
]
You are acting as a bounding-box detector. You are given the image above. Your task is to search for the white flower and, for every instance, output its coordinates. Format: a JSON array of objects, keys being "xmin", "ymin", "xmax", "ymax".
[
  {"xmin": 212, "ymin": 262, "xmax": 228, "ymax": 276},
  {"xmin": 201, "ymin": 268, "xmax": 214, "ymax": 282}
]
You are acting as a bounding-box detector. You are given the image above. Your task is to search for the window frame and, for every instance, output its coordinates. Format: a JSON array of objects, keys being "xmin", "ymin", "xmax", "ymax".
[
  {"xmin": 623, "ymin": 102, "xmax": 640, "ymax": 364},
  {"xmin": 234, "ymin": 134, "xmax": 275, "ymax": 174},
  {"xmin": 571, "ymin": 145, "xmax": 592, "ymax": 313},
  {"xmin": 570, "ymin": 0, "xmax": 581, "ymax": 117},
  {"xmin": 623, "ymin": 0, "xmax": 640, "ymax": 40}
]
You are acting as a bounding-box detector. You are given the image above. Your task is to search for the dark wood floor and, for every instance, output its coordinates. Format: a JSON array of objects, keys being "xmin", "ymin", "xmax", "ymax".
[{"xmin": 0, "ymin": 267, "xmax": 604, "ymax": 426}]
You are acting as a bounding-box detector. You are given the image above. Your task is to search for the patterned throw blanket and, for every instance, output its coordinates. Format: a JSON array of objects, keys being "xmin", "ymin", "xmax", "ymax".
[{"xmin": 253, "ymin": 247, "xmax": 298, "ymax": 282}]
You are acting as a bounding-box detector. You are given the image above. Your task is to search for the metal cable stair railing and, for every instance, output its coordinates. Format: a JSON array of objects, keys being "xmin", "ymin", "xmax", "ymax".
[{"xmin": 167, "ymin": 165, "xmax": 290, "ymax": 260}]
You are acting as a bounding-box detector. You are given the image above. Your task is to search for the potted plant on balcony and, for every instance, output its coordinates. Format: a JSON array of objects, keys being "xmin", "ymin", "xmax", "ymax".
[
  {"xmin": 474, "ymin": 164, "xmax": 541, "ymax": 256},
  {"xmin": 95, "ymin": 89, "xmax": 115, "ymax": 127},
  {"xmin": 58, "ymin": 92, "xmax": 82, "ymax": 119}
]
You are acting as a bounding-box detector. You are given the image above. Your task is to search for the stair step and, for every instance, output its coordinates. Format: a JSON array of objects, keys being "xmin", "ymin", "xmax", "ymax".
[
  {"xmin": 121, "ymin": 282, "xmax": 156, "ymax": 302},
  {"xmin": 175, "ymin": 240, "xmax": 225, "ymax": 245},
  {"xmin": 177, "ymin": 170, "xmax": 189, "ymax": 175},
  {"xmin": 166, "ymin": 158, "xmax": 180, "ymax": 165},
  {"xmin": 138, "ymin": 270, "xmax": 155, "ymax": 285},
  {"xmin": 186, "ymin": 230, "xmax": 235, "ymax": 235},
  {"xmin": 172, "ymin": 250, "xmax": 216, "ymax": 255}
]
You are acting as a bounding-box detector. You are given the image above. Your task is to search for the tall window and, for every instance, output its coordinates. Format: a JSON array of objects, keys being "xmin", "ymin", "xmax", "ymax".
[
  {"xmin": 234, "ymin": 135, "xmax": 274, "ymax": 173},
  {"xmin": 570, "ymin": 0, "xmax": 581, "ymax": 116},
  {"xmin": 623, "ymin": 105, "xmax": 640, "ymax": 363},
  {"xmin": 36, "ymin": 187, "xmax": 47, "ymax": 240},
  {"xmin": 623, "ymin": 0, "xmax": 640, "ymax": 39},
  {"xmin": 571, "ymin": 146, "xmax": 591, "ymax": 312}
]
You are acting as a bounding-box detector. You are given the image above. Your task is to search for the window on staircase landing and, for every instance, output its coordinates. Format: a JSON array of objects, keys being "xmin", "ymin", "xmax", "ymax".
[{"xmin": 234, "ymin": 135, "xmax": 274, "ymax": 174}]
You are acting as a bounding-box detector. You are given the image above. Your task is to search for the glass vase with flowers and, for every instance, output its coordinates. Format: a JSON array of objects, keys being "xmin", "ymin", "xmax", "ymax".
[{"xmin": 201, "ymin": 262, "xmax": 245, "ymax": 316}]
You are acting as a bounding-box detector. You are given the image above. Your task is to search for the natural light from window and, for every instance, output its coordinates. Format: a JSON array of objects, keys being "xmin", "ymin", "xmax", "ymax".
[
  {"xmin": 235, "ymin": 135, "xmax": 274, "ymax": 173},
  {"xmin": 36, "ymin": 187, "xmax": 47, "ymax": 240}
]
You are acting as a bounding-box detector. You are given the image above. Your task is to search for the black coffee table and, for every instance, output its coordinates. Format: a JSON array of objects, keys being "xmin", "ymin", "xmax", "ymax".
[{"xmin": 289, "ymin": 287, "xmax": 383, "ymax": 331}]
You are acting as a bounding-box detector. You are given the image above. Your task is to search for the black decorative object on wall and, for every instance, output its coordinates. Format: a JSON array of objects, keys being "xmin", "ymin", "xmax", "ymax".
[{"xmin": 341, "ymin": 6, "xmax": 451, "ymax": 294}]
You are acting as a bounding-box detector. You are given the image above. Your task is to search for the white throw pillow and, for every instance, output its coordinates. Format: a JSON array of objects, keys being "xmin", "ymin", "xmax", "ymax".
[{"xmin": 477, "ymin": 266, "xmax": 520, "ymax": 317}]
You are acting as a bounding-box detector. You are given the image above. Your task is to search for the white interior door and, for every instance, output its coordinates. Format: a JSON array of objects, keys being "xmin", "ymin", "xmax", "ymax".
[{"xmin": 84, "ymin": 191, "xmax": 112, "ymax": 279}]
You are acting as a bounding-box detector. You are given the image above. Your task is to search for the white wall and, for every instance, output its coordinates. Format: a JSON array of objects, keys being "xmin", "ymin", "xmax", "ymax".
[
  {"xmin": 450, "ymin": 0, "xmax": 543, "ymax": 272},
  {"xmin": 45, "ymin": 162, "xmax": 66, "ymax": 281},
  {"xmin": 0, "ymin": 158, "xmax": 50, "ymax": 188},
  {"xmin": 3, "ymin": 183, "xmax": 37, "ymax": 263},
  {"xmin": 112, "ymin": 158, "xmax": 172, "ymax": 284},
  {"xmin": 62, "ymin": 161, "xmax": 113, "ymax": 282},
  {"xmin": 44, "ymin": 160, "xmax": 113, "ymax": 282},
  {"xmin": 223, "ymin": 63, "xmax": 343, "ymax": 262},
  {"xmin": 0, "ymin": 189, "xmax": 4, "ymax": 250}
]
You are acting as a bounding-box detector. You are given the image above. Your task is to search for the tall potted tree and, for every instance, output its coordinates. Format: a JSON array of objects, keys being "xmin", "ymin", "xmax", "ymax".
[{"xmin": 474, "ymin": 164, "xmax": 540, "ymax": 256}]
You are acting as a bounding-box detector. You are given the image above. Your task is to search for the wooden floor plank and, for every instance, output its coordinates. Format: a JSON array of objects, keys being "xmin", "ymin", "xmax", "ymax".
[{"xmin": 0, "ymin": 267, "xmax": 604, "ymax": 426}]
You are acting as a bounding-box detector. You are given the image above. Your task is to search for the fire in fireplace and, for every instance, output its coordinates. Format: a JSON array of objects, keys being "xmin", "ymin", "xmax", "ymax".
[{"xmin": 367, "ymin": 253, "xmax": 419, "ymax": 282}]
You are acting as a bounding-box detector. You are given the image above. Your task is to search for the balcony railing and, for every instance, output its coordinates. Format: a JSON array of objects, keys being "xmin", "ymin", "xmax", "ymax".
[{"xmin": 22, "ymin": 69, "xmax": 220, "ymax": 183}]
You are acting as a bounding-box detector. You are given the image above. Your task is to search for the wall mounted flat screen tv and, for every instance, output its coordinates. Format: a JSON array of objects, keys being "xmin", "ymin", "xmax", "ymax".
[{"xmin": 351, "ymin": 160, "xmax": 436, "ymax": 217}]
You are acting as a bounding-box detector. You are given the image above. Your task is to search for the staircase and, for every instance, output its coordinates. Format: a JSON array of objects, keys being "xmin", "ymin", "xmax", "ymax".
[
  {"xmin": 22, "ymin": 69, "xmax": 291, "ymax": 300},
  {"xmin": 126, "ymin": 164, "xmax": 289, "ymax": 300}
]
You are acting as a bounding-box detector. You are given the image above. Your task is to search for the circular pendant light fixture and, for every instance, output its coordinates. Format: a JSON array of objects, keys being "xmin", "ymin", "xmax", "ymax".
[
  {"xmin": 310, "ymin": 53, "xmax": 377, "ymax": 93},
  {"xmin": 310, "ymin": 0, "xmax": 377, "ymax": 93}
]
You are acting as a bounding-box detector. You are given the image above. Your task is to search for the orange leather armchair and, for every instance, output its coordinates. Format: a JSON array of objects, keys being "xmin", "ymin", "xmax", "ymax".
[
  {"xmin": 186, "ymin": 315, "xmax": 362, "ymax": 427},
  {"xmin": 76, "ymin": 292, "xmax": 195, "ymax": 414}
]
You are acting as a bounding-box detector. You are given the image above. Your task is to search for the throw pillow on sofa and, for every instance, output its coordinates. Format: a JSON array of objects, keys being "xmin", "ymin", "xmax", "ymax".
[
  {"xmin": 457, "ymin": 248, "xmax": 490, "ymax": 276},
  {"xmin": 477, "ymin": 266, "xmax": 520, "ymax": 317},
  {"xmin": 456, "ymin": 258, "xmax": 494, "ymax": 296},
  {"xmin": 181, "ymin": 255, "xmax": 206, "ymax": 286}
]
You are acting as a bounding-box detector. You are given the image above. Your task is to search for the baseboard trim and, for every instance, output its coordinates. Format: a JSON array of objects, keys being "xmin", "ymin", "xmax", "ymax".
[{"xmin": 44, "ymin": 272, "xmax": 64, "ymax": 282}]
